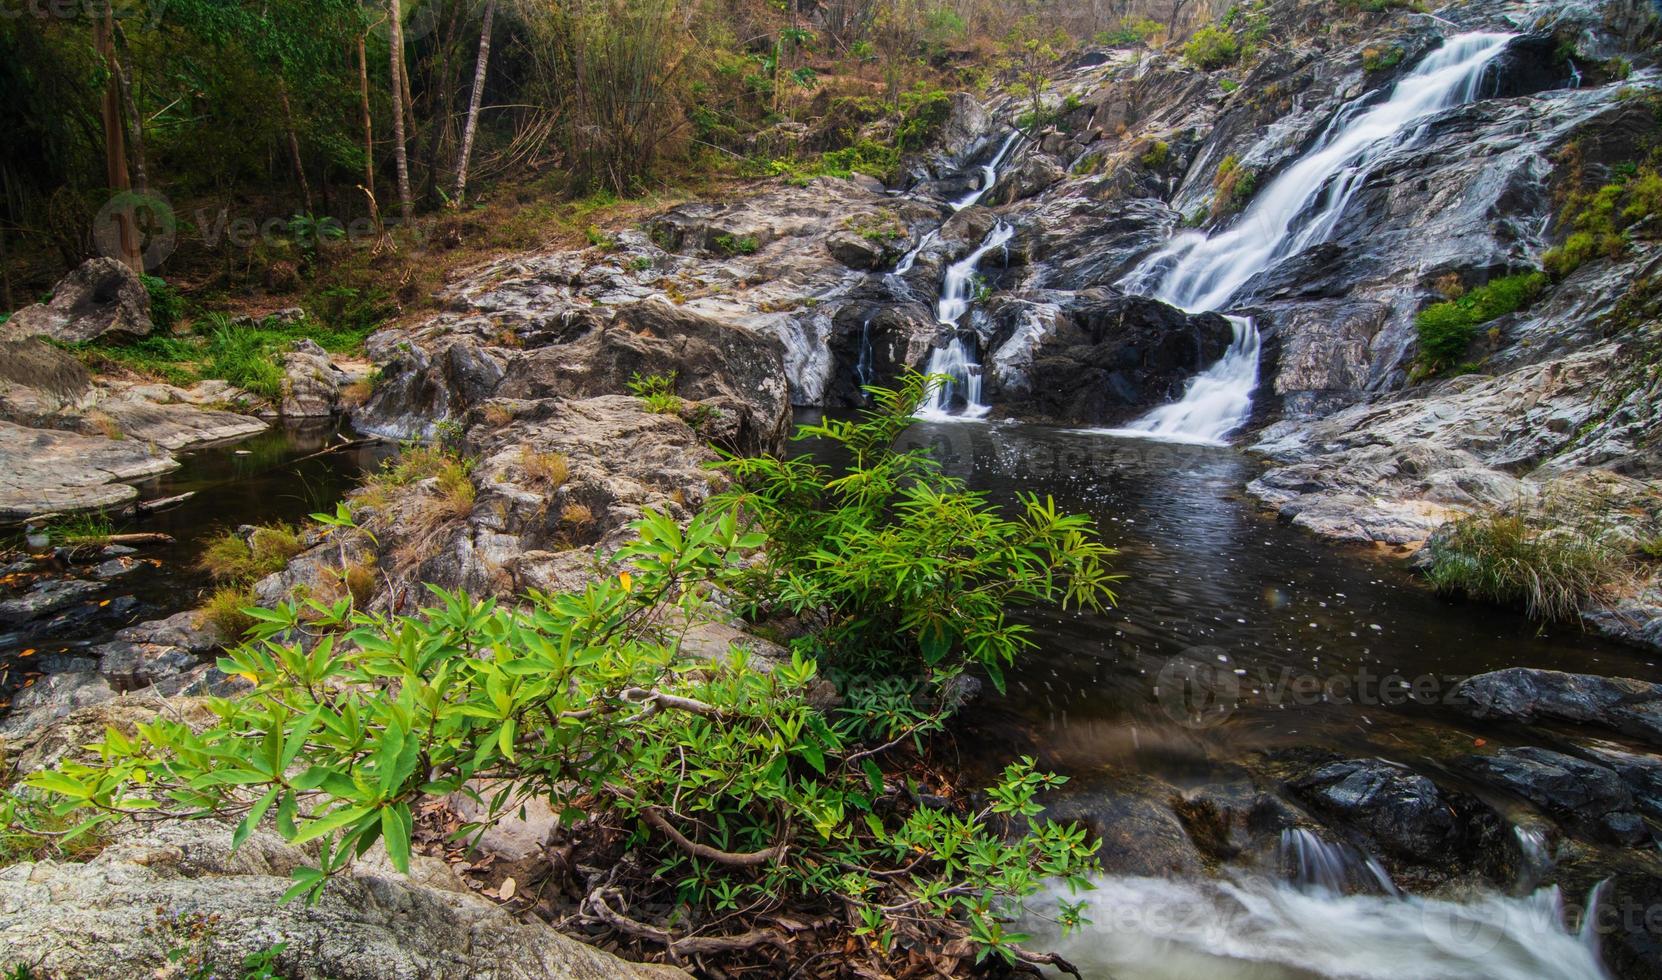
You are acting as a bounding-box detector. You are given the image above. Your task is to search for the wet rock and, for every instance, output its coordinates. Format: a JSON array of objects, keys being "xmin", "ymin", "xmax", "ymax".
[
  {"xmin": 1043, "ymin": 775, "xmax": 1206, "ymax": 877},
  {"xmin": 1576, "ymin": 741, "xmax": 1662, "ymax": 821},
  {"xmin": 5, "ymin": 257, "xmax": 152, "ymax": 343},
  {"xmin": 825, "ymin": 231, "xmax": 887, "ymax": 270},
  {"xmin": 1456, "ymin": 668, "xmax": 1662, "ymax": 747},
  {"xmin": 1286, "ymin": 757, "xmax": 1484, "ymax": 863},
  {"xmin": 0, "ymin": 421, "xmax": 177, "ymax": 518},
  {"xmin": 0, "ymin": 578, "xmax": 104, "ymax": 623},
  {"xmin": 0, "ymin": 818, "xmax": 687, "ymax": 980},
  {"xmin": 0, "ymin": 671, "xmax": 115, "ymax": 738},
  {"xmin": 1461, "ymin": 746, "xmax": 1650, "ymax": 846}
]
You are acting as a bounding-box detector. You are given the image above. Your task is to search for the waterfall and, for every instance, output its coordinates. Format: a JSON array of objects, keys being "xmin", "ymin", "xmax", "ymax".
[
  {"xmin": 1128, "ymin": 32, "xmax": 1514, "ymax": 313},
  {"xmin": 937, "ymin": 222, "xmax": 1014, "ymax": 325},
  {"xmin": 951, "ymin": 131, "xmax": 1022, "ymax": 211},
  {"xmin": 918, "ymin": 221, "xmax": 1014, "ymax": 419},
  {"xmin": 1105, "ymin": 32, "xmax": 1514, "ymax": 445}
]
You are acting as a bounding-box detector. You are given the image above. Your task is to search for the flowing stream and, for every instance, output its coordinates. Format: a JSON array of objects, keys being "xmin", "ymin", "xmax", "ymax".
[
  {"xmin": 796, "ymin": 417, "xmax": 1656, "ymax": 979},
  {"xmin": 1105, "ymin": 32, "xmax": 1516, "ymax": 444}
]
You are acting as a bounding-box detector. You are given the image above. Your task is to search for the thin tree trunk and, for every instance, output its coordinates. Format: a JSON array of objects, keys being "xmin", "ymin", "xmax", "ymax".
[
  {"xmin": 388, "ymin": 0, "xmax": 413, "ymax": 225},
  {"xmin": 452, "ymin": 0, "xmax": 496, "ymax": 206},
  {"xmin": 358, "ymin": 32, "xmax": 381, "ymax": 229},
  {"xmin": 111, "ymin": 25, "xmax": 147, "ymax": 196},
  {"xmin": 278, "ymin": 82, "xmax": 314, "ymax": 212},
  {"xmin": 93, "ymin": 8, "xmax": 140, "ymax": 271}
]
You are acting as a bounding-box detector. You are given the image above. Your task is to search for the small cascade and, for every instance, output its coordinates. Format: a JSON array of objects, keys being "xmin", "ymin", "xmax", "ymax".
[
  {"xmin": 1514, "ymin": 825, "xmax": 1555, "ymax": 890},
  {"xmin": 936, "ymin": 222, "xmax": 1014, "ymax": 325},
  {"xmin": 950, "ymin": 131, "xmax": 1021, "ymax": 211},
  {"xmin": 1568, "ymin": 58, "xmax": 1583, "ymax": 89},
  {"xmin": 1278, "ymin": 828, "xmax": 1399, "ymax": 896},
  {"xmin": 854, "ymin": 316, "xmax": 876, "ymax": 390},
  {"xmin": 1019, "ymin": 873, "xmax": 1609, "ymax": 979},
  {"xmin": 1579, "ymin": 878, "xmax": 1611, "ymax": 956},
  {"xmin": 917, "ymin": 221, "xmax": 1014, "ymax": 420},
  {"xmin": 918, "ymin": 337, "xmax": 991, "ymax": 419},
  {"xmin": 1105, "ymin": 32, "xmax": 1515, "ymax": 445},
  {"xmin": 1093, "ymin": 315, "xmax": 1260, "ymax": 446}
]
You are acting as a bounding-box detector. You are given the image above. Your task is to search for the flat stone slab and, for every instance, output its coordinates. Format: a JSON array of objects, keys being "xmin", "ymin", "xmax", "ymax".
[{"xmin": 0, "ymin": 421, "xmax": 178, "ymax": 519}]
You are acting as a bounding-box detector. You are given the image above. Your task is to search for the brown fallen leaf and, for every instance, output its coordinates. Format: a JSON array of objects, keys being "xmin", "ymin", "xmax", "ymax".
[{"xmin": 499, "ymin": 877, "xmax": 517, "ymax": 901}]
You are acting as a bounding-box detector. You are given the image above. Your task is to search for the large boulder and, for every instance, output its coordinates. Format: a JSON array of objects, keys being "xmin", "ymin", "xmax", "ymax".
[
  {"xmin": 6, "ymin": 257, "xmax": 153, "ymax": 343},
  {"xmin": 987, "ymin": 291, "xmax": 1235, "ymax": 424},
  {"xmin": 0, "ymin": 336, "xmax": 94, "ymax": 424},
  {"xmin": 362, "ymin": 301, "xmax": 790, "ymax": 457},
  {"xmin": 0, "ymin": 819, "xmax": 685, "ymax": 980},
  {"xmin": 1455, "ymin": 668, "xmax": 1662, "ymax": 747}
]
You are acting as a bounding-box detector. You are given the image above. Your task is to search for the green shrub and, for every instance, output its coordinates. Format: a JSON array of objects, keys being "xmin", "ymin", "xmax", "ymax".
[
  {"xmin": 1426, "ymin": 505, "xmax": 1625, "ymax": 621},
  {"xmin": 1414, "ymin": 271, "xmax": 1547, "ymax": 372},
  {"xmin": 715, "ymin": 371, "xmax": 1120, "ymax": 689},
  {"xmin": 27, "ymin": 429, "xmax": 1108, "ymax": 969},
  {"xmin": 1141, "ymin": 140, "xmax": 1171, "ymax": 169},
  {"xmin": 1184, "ymin": 26, "xmax": 1239, "ymax": 70},
  {"xmin": 1211, "ymin": 154, "xmax": 1257, "ymax": 217},
  {"xmin": 142, "ymin": 274, "xmax": 184, "ymax": 332}
]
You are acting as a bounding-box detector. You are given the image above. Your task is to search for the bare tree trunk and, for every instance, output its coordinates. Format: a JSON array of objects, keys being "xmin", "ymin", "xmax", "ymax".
[
  {"xmin": 358, "ymin": 32, "xmax": 381, "ymax": 229},
  {"xmin": 93, "ymin": 7, "xmax": 140, "ymax": 272},
  {"xmin": 388, "ymin": 0, "xmax": 413, "ymax": 225},
  {"xmin": 452, "ymin": 0, "xmax": 496, "ymax": 206},
  {"xmin": 111, "ymin": 25, "xmax": 147, "ymax": 196},
  {"xmin": 278, "ymin": 82, "xmax": 314, "ymax": 212}
]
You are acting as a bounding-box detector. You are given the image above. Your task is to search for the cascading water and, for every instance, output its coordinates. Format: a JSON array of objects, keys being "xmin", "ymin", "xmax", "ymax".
[
  {"xmin": 854, "ymin": 316, "xmax": 876, "ymax": 390},
  {"xmin": 1104, "ymin": 32, "xmax": 1515, "ymax": 445},
  {"xmin": 950, "ymin": 131, "xmax": 1022, "ymax": 211},
  {"xmin": 1018, "ymin": 874, "xmax": 1611, "ymax": 980},
  {"xmin": 918, "ymin": 221, "xmax": 1014, "ymax": 419},
  {"xmin": 1097, "ymin": 314, "xmax": 1261, "ymax": 445},
  {"xmin": 1278, "ymin": 828, "xmax": 1399, "ymax": 897}
]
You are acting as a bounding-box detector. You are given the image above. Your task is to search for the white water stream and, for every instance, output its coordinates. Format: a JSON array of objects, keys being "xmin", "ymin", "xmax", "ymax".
[
  {"xmin": 919, "ymin": 221, "xmax": 1014, "ymax": 419},
  {"xmin": 1102, "ymin": 32, "xmax": 1515, "ymax": 445},
  {"xmin": 1022, "ymin": 874, "xmax": 1609, "ymax": 980}
]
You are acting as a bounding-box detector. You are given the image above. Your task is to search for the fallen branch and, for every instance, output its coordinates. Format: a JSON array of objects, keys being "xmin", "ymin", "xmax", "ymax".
[
  {"xmin": 587, "ymin": 888, "xmax": 788, "ymax": 956},
  {"xmin": 102, "ymin": 532, "xmax": 175, "ymax": 546},
  {"xmin": 636, "ymin": 804, "xmax": 787, "ymax": 867},
  {"xmin": 1011, "ymin": 946, "xmax": 1084, "ymax": 980},
  {"xmin": 136, "ymin": 492, "xmax": 194, "ymax": 514}
]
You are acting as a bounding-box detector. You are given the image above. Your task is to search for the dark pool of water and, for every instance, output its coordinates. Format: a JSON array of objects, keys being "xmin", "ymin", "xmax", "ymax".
[
  {"xmin": 797, "ymin": 412, "xmax": 1661, "ymax": 792},
  {"xmin": 0, "ymin": 421, "xmax": 393, "ymax": 703}
]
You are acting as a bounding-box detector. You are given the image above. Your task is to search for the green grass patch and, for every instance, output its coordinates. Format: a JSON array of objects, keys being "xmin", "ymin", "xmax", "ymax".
[
  {"xmin": 1414, "ymin": 271, "xmax": 1547, "ymax": 373},
  {"xmin": 1425, "ymin": 505, "xmax": 1625, "ymax": 622},
  {"xmin": 1184, "ymin": 26, "xmax": 1239, "ymax": 70}
]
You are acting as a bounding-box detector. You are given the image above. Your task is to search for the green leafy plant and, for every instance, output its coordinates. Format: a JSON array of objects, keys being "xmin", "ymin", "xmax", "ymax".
[
  {"xmin": 711, "ymin": 233, "xmax": 759, "ymax": 256},
  {"xmin": 628, "ymin": 370, "xmax": 682, "ymax": 414},
  {"xmin": 142, "ymin": 274, "xmax": 185, "ymax": 332},
  {"xmin": 28, "ymin": 502, "xmax": 1100, "ymax": 972}
]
